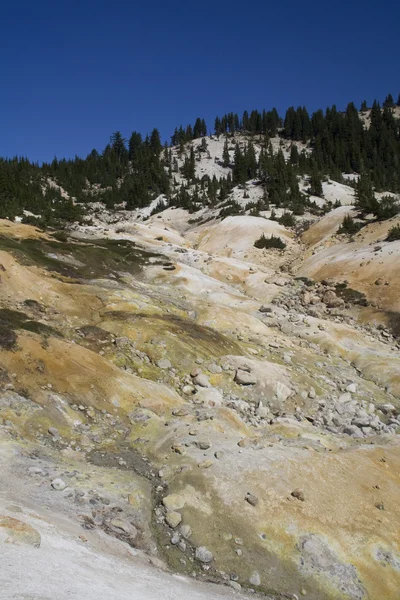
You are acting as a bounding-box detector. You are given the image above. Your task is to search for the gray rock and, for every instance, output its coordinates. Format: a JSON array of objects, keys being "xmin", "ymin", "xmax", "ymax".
[
  {"xmin": 291, "ymin": 488, "xmax": 305, "ymax": 502},
  {"xmin": 177, "ymin": 540, "xmax": 187, "ymax": 552},
  {"xmin": 344, "ymin": 425, "xmax": 364, "ymax": 438},
  {"xmin": 322, "ymin": 290, "xmax": 345, "ymax": 308},
  {"xmin": 48, "ymin": 427, "xmax": 59, "ymax": 437},
  {"xmin": 51, "ymin": 478, "xmax": 67, "ymax": 491},
  {"xmin": 182, "ymin": 385, "xmax": 195, "ymax": 395},
  {"xmin": 208, "ymin": 363, "xmax": 222, "ymax": 374},
  {"xmin": 346, "ymin": 383, "xmax": 357, "ymax": 394},
  {"xmin": 197, "ymin": 440, "xmax": 211, "ymax": 450},
  {"xmin": 228, "ymin": 581, "xmax": 242, "ymax": 591},
  {"xmin": 193, "ymin": 374, "xmax": 211, "ymax": 388},
  {"xmin": 259, "ymin": 305, "xmax": 272, "ymax": 313},
  {"xmin": 245, "ymin": 493, "xmax": 259, "ymax": 506},
  {"xmin": 171, "ymin": 532, "xmax": 180, "ymax": 544},
  {"xmin": 162, "ymin": 494, "xmax": 185, "ymax": 511},
  {"xmin": 235, "ymin": 369, "xmax": 257, "ymax": 386},
  {"xmin": 194, "ymin": 387, "xmax": 223, "ymax": 407},
  {"xmin": 165, "ymin": 511, "xmax": 182, "ymax": 528},
  {"xmin": 195, "ymin": 546, "xmax": 213, "ymax": 563},
  {"xmin": 249, "ymin": 571, "xmax": 261, "ymax": 586},
  {"xmin": 156, "ymin": 359, "xmax": 172, "ymax": 369},
  {"xmin": 180, "ymin": 524, "xmax": 192, "ymax": 539}
]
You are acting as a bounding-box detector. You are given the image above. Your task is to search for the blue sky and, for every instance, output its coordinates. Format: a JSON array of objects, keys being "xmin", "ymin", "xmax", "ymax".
[{"xmin": 1, "ymin": 0, "xmax": 398, "ymax": 163}]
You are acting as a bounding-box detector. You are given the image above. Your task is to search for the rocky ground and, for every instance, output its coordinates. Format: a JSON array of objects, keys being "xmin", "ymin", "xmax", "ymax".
[{"xmin": 0, "ymin": 210, "xmax": 399, "ymax": 600}]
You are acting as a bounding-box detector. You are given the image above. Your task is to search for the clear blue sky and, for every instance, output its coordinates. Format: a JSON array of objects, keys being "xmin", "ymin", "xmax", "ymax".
[{"xmin": 1, "ymin": 0, "xmax": 398, "ymax": 163}]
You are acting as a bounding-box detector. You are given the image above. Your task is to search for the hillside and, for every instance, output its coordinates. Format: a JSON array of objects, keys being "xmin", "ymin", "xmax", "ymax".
[{"xmin": 0, "ymin": 95, "xmax": 400, "ymax": 600}]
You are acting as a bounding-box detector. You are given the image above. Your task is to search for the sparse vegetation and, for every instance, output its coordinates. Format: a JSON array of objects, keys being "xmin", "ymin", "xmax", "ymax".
[
  {"xmin": 279, "ymin": 212, "xmax": 296, "ymax": 227},
  {"xmin": 386, "ymin": 224, "xmax": 400, "ymax": 241},
  {"xmin": 338, "ymin": 215, "xmax": 362, "ymax": 235},
  {"xmin": 254, "ymin": 233, "xmax": 286, "ymax": 249}
]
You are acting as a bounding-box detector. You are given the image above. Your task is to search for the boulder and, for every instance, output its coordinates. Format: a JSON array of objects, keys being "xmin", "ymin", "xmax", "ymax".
[{"xmin": 235, "ymin": 369, "xmax": 257, "ymax": 385}]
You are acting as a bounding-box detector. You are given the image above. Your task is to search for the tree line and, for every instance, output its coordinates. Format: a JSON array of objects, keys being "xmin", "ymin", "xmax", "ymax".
[{"xmin": 0, "ymin": 92, "xmax": 399, "ymax": 224}]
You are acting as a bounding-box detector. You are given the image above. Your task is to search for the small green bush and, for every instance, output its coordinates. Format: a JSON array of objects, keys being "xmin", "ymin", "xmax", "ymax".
[
  {"xmin": 386, "ymin": 224, "xmax": 400, "ymax": 241},
  {"xmin": 376, "ymin": 196, "xmax": 399, "ymax": 220},
  {"xmin": 279, "ymin": 212, "xmax": 296, "ymax": 227},
  {"xmin": 338, "ymin": 215, "xmax": 362, "ymax": 235},
  {"xmin": 254, "ymin": 233, "xmax": 286, "ymax": 249}
]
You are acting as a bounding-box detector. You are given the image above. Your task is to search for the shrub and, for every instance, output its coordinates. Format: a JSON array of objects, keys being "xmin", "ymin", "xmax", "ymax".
[
  {"xmin": 386, "ymin": 224, "xmax": 400, "ymax": 241},
  {"xmin": 338, "ymin": 215, "xmax": 362, "ymax": 235},
  {"xmin": 279, "ymin": 212, "xmax": 296, "ymax": 227},
  {"xmin": 218, "ymin": 201, "xmax": 242, "ymax": 218},
  {"xmin": 376, "ymin": 196, "xmax": 399, "ymax": 220},
  {"xmin": 254, "ymin": 233, "xmax": 286, "ymax": 249},
  {"xmin": 52, "ymin": 230, "xmax": 69, "ymax": 242}
]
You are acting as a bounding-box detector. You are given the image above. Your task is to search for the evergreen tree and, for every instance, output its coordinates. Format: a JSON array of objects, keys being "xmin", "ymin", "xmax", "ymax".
[
  {"xmin": 222, "ymin": 138, "xmax": 230, "ymax": 167},
  {"xmin": 383, "ymin": 94, "xmax": 395, "ymax": 108},
  {"xmin": 355, "ymin": 172, "xmax": 379, "ymax": 216},
  {"xmin": 290, "ymin": 144, "xmax": 299, "ymax": 165},
  {"xmin": 150, "ymin": 128, "xmax": 162, "ymax": 156},
  {"xmin": 309, "ymin": 170, "xmax": 323, "ymax": 197},
  {"xmin": 110, "ymin": 132, "xmax": 127, "ymax": 163},
  {"xmin": 128, "ymin": 132, "xmax": 142, "ymax": 161},
  {"xmin": 193, "ymin": 118, "xmax": 203, "ymax": 138}
]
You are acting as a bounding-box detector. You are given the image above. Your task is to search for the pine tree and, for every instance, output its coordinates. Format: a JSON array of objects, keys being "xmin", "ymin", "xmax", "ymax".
[
  {"xmin": 383, "ymin": 93, "xmax": 394, "ymax": 108},
  {"xmin": 290, "ymin": 144, "xmax": 299, "ymax": 165},
  {"xmin": 193, "ymin": 118, "xmax": 203, "ymax": 138},
  {"xmin": 355, "ymin": 172, "xmax": 379, "ymax": 216},
  {"xmin": 222, "ymin": 138, "xmax": 230, "ymax": 167},
  {"xmin": 128, "ymin": 132, "xmax": 142, "ymax": 162},
  {"xmin": 309, "ymin": 170, "xmax": 323, "ymax": 197},
  {"xmin": 233, "ymin": 144, "xmax": 247, "ymax": 184},
  {"xmin": 245, "ymin": 141, "xmax": 257, "ymax": 179},
  {"xmin": 150, "ymin": 128, "xmax": 162, "ymax": 156},
  {"xmin": 110, "ymin": 132, "xmax": 127, "ymax": 163}
]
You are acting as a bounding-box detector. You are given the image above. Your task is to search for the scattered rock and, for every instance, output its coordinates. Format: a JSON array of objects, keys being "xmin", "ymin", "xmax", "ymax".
[
  {"xmin": 346, "ymin": 383, "xmax": 357, "ymax": 394},
  {"xmin": 291, "ymin": 489, "xmax": 305, "ymax": 502},
  {"xmin": 162, "ymin": 494, "xmax": 185, "ymax": 511},
  {"xmin": 195, "ymin": 546, "xmax": 213, "ymax": 563},
  {"xmin": 245, "ymin": 493, "xmax": 259, "ymax": 506},
  {"xmin": 51, "ymin": 478, "xmax": 67, "ymax": 491},
  {"xmin": 322, "ymin": 290, "xmax": 345, "ymax": 308},
  {"xmin": 180, "ymin": 524, "xmax": 192, "ymax": 539},
  {"xmin": 193, "ymin": 374, "xmax": 211, "ymax": 388},
  {"xmin": 165, "ymin": 511, "xmax": 182, "ymax": 528},
  {"xmin": 194, "ymin": 387, "xmax": 223, "ymax": 407},
  {"xmin": 156, "ymin": 358, "xmax": 172, "ymax": 369},
  {"xmin": 197, "ymin": 440, "xmax": 211, "ymax": 450},
  {"xmin": 235, "ymin": 369, "xmax": 257, "ymax": 386},
  {"xmin": 249, "ymin": 571, "xmax": 261, "ymax": 586},
  {"xmin": 259, "ymin": 305, "xmax": 272, "ymax": 313}
]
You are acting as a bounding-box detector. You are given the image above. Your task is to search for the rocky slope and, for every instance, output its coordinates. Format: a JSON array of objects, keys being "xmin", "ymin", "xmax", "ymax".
[{"xmin": 0, "ymin": 202, "xmax": 399, "ymax": 600}]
